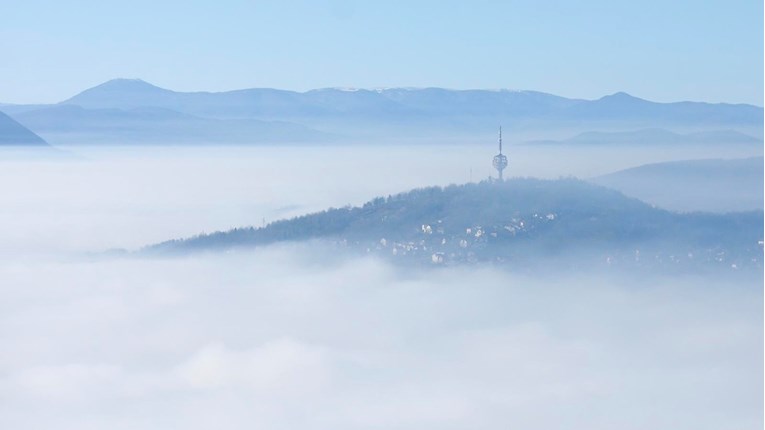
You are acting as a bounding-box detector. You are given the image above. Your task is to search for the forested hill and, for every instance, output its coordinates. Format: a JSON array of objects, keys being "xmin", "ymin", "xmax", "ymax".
[{"xmin": 147, "ymin": 179, "xmax": 763, "ymax": 271}]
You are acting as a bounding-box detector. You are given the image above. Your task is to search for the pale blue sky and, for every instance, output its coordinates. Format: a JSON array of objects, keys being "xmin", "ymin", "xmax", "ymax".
[{"xmin": 1, "ymin": 0, "xmax": 762, "ymax": 105}]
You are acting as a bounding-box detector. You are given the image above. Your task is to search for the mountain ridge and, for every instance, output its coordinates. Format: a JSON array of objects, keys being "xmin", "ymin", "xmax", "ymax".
[
  {"xmin": 52, "ymin": 79, "xmax": 762, "ymax": 125},
  {"xmin": 62, "ymin": 79, "xmax": 762, "ymax": 107},
  {"xmin": 6, "ymin": 79, "xmax": 761, "ymax": 143},
  {"xmin": 526, "ymin": 128, "xmax": 761, "ymax": 146}
]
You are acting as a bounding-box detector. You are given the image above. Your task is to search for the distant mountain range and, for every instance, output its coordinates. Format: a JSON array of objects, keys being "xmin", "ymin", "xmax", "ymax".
[
  {"xmin": 1, "ymin": 79, "xmax": 762, "ymax": 144},
  {"xmin": 55, "ymin": 80, "xmax": 763, "ymax": 124},
  {"xmin": 0, "ymin": 111, "xmax": 48, "ymax": 146},
  {"xmin": 527, "ymin": 128, "xmax": 761, "ymax": 146},
  {"xmin": 592, "ymin": 157, "xmax": 764, "ymax": 212},
  {"xmin": 147, "ymin": 179, "xmax": 763, "ymax": 272}
]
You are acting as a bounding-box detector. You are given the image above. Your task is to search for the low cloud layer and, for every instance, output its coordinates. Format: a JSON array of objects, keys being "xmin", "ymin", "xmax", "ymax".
[
  {"xmin": 0, "ymin": 145, "xmax": 761, "ymax": 429},
  {"xmin": 1, "ymin": 143, "xmax": 760, "ymax": 254},
  {"xmin": 1, "ymin": 245, "xmax": 761, "ymax": 430}
]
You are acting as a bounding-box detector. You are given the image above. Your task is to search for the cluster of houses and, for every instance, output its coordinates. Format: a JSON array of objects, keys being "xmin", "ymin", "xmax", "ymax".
[
  {"xmin": 346, "ymin": 211, "xmax": 762, "ymax": 271},
  {"xmin": 365, "ymin": 213, "xmax": 559, "ymax": 265}
]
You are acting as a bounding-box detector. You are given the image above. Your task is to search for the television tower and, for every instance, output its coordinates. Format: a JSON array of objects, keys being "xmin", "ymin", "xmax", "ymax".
[{"xmin": 492, "ymin": 126, "xmax": 508, "ymax": 181}]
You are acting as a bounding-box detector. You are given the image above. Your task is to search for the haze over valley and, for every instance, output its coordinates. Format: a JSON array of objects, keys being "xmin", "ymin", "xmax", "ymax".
[
  {"xmin": 1, "ymin": 1, "xmax": 762, "ymax": 429},
  {"xmin": 1, "ymin": 74, "xmax": 763, "ymax": 429}
]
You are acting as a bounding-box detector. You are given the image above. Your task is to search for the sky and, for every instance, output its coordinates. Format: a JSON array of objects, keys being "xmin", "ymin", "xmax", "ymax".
[{"xmin": 0, "ymin": 0, "xmax": 762, "ymax": 105}]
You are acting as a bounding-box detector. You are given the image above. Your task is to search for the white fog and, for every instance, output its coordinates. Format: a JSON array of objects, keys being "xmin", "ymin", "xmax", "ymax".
[
  {"xmin": 0, "ymin": 142, "xmax": 760, "ymax": 253},
  {"xmin": 2, "ymin": 0, "xmax": 763, "ymax": 427},
  {"xmin": 0, "ymin": 144, "xmax": 761, "ymax": 429}
]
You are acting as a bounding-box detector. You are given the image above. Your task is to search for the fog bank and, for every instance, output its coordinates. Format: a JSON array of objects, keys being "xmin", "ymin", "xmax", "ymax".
[
  {"xmin": 0, "ymin": 144, "xmax": 761, "ymax": 429},
  {"xmin": 0, "ymin": 246, "xmax": 761, "ymax": 430},
  {"xmin": 1, "ymin": 143, "xmax": 760, "ymax": 254}
]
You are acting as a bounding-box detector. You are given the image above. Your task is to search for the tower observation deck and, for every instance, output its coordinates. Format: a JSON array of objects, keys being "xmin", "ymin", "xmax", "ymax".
[{"xmin": 492, "ymin": 126, "xmax": 508, "ymax": 181}]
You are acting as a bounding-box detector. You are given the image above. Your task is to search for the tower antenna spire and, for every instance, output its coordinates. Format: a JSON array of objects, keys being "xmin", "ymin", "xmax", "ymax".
[
  {"xmin": 492, "ymin": 125, "xmax": 508, "ymax": 181},
  {"xmin": 499, "ymin": 126, "xmax": 502, "ymax": 154}
]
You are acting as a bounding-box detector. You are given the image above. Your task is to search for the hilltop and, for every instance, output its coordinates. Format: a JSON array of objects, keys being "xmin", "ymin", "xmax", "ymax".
[{"xmin": 148, "ymin": 179, "xmax": 763, "ymax": 272}]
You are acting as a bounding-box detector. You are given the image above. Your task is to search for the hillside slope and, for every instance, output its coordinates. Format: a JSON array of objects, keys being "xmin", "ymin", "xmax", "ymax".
[
  {"xmin": 592, "ymin": 157, "xmax": 764, "ymax": 212},
  {"xmin": 148, "ymin": 179, "xmax": 763, "ymax": 271},
  {"xmin": 0, "ymin": 111, "xmax": 48, "ymax": 146}
]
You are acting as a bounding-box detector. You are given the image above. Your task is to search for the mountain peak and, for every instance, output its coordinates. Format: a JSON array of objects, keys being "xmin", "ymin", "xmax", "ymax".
[
  {"xmin": 89, "ymin": 78, "xmax": 168, "ymax": 92},
  {"xmin": 60, "ymin": 78, "xmax": 174, "ymax": 107},
  {"xmin": 599, "ymin": 91, "xmax": 642, "ymax": 102}
]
